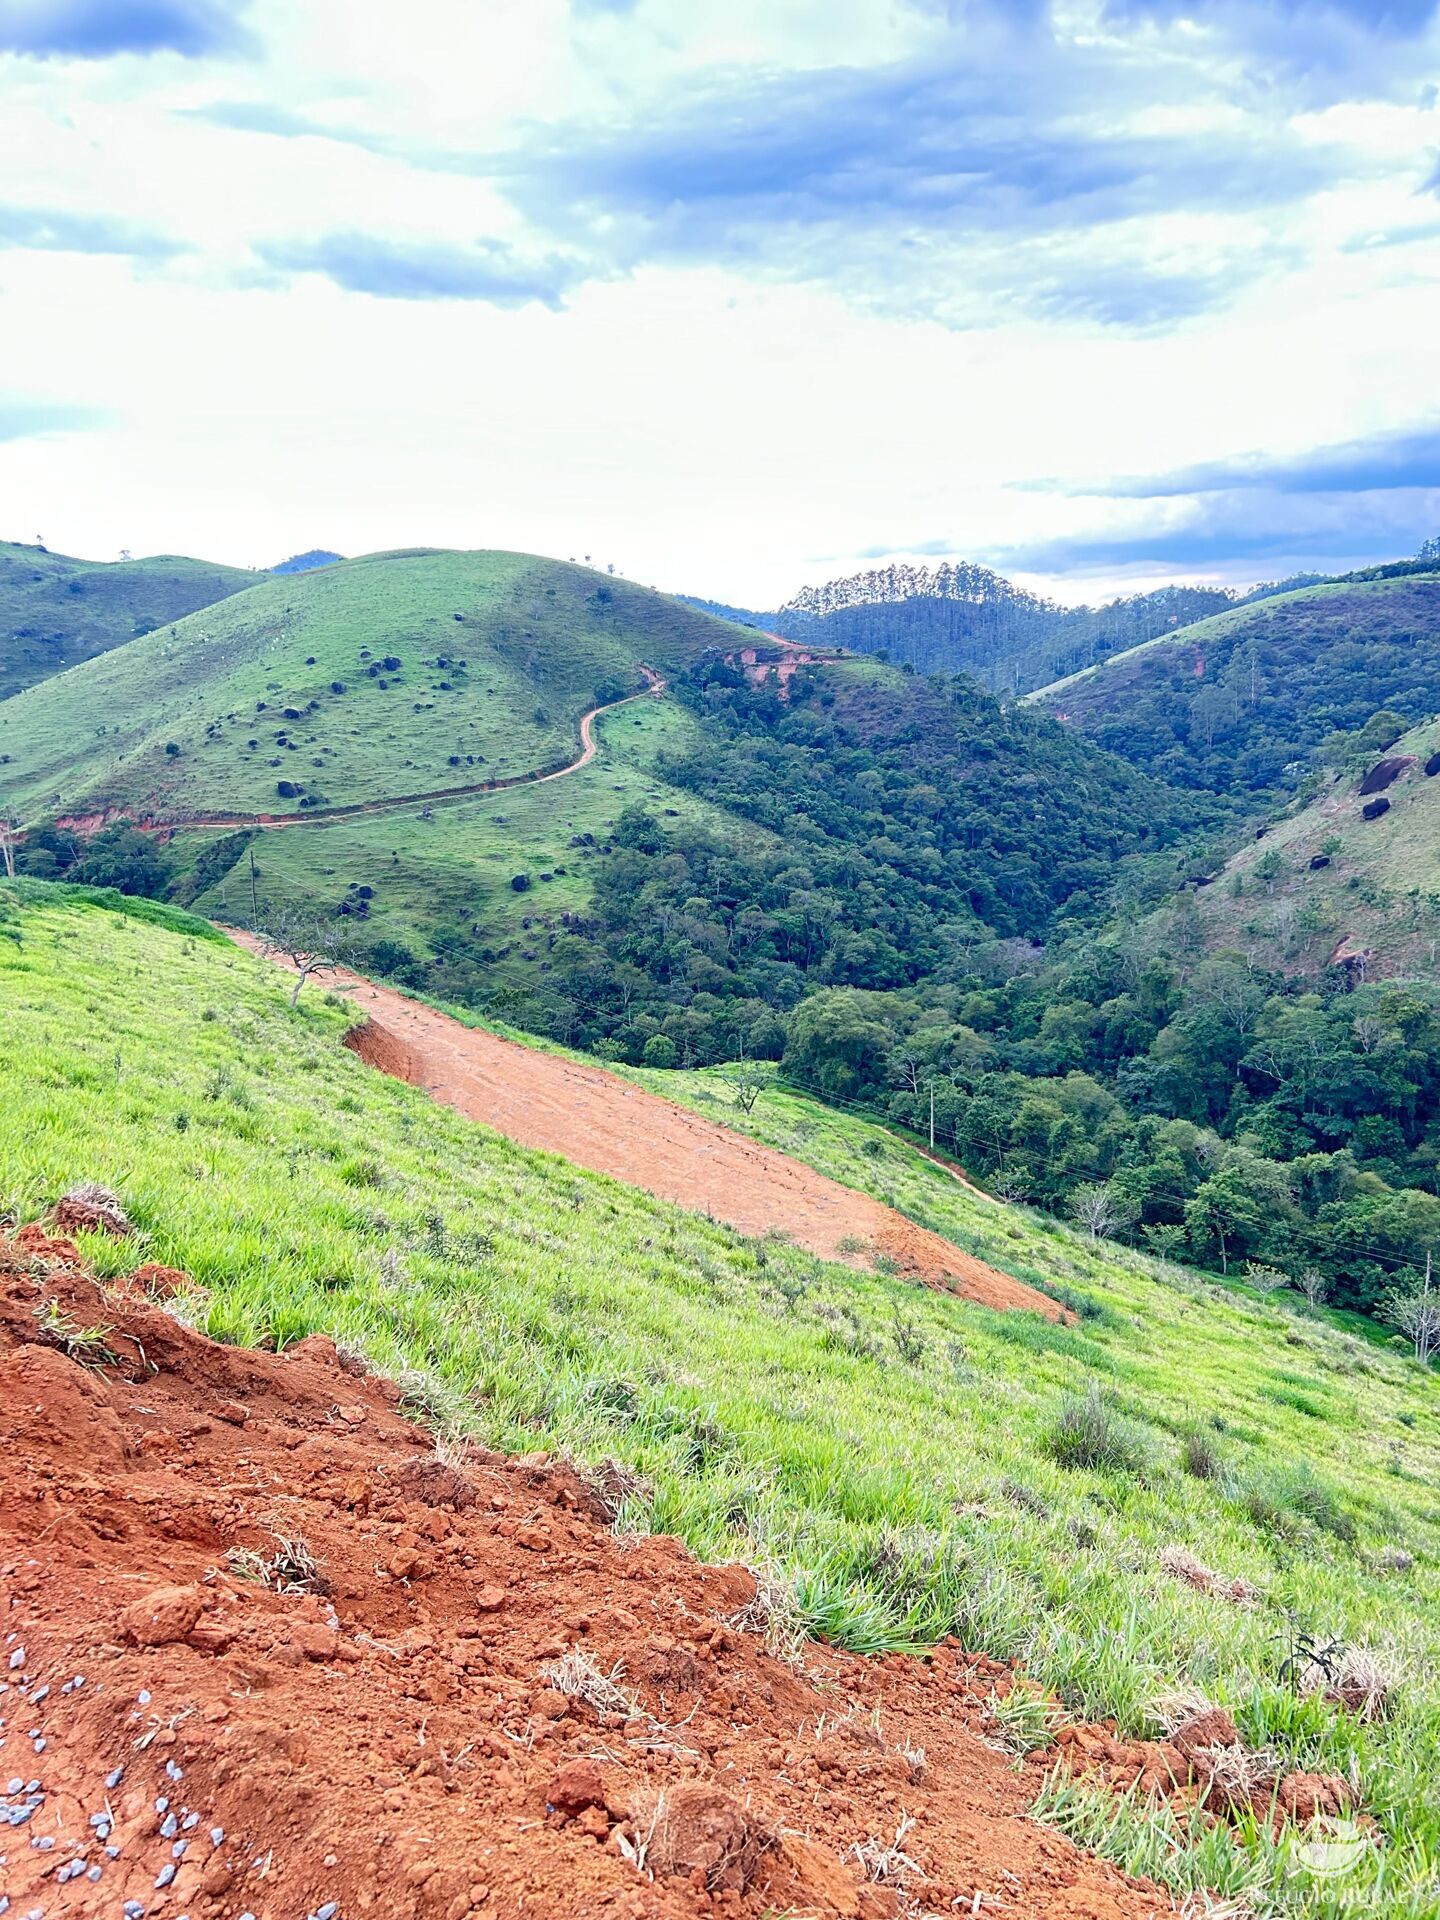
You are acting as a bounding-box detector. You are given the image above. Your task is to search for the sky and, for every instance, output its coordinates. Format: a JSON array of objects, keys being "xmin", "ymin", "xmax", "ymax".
[{"xmin": 0, "ymin": 0, "xmax": 1438, "ymax": 609}]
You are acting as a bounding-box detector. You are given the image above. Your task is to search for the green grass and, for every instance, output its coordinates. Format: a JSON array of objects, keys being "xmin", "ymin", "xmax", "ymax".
[
  {"xmin": 0, "ymin": 548, "xmax": 741, "ymax": 823},
  {"xmin": 2, "ymin": 887, "xmax": 1439, "ymax": 1916},
  {"xmin": 168, "ymin": 693, "xmax": 769, "ymax": 993},
  {"xmin": 0, "ymin": 538, "xmax": 253, "ymax": 701},
  {"xmin": 1189, "ymin": 711, "xmax": 1440, "ymax": 977},
  {"xmin": 1026, "ymin": 574, "xmax": 1440, "ymax": 705}
]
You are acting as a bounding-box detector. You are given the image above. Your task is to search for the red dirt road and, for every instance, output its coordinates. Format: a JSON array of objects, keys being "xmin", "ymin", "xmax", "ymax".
[
  {"xmin": 233, "ymin": 937, "xmax": 1061, "ymax": 1318},
  {"xmin": 0, "ymin": 1224, "xmax": 1162, "ymax": 1920}
]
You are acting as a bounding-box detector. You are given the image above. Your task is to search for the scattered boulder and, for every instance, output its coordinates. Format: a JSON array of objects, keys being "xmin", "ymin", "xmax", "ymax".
[
  {"xmin": 1362, "ymin": 797, "xmax": 1391, "ymax": 821},
  {"xmin": 120, "ymin": 1583, "xmax": 209, "ymax": 1647},
  {"xmin": 1358, "ymin": 755, "xmax": 1415, "ymax": 796},
  {"xmin": 545, "ymin": 1761, "xmax": 606, "ymax": 1816},
  {"xmin": 1426, "ymin": 751, "xmax": 1440, "ymax": 778},
  {"xmin": 1309, "ymin": 853, "xmax": 1331, "ymax": 870}
]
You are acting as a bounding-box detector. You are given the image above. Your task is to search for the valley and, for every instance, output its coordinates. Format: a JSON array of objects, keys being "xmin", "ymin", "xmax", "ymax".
[
  {"xmin": 5, "ymin": 534, "xmax": 1440, "ymax": 1920},
  {"xmin": 8, "ymin": 6, "xmax": 1440, "ymax": 1914}
]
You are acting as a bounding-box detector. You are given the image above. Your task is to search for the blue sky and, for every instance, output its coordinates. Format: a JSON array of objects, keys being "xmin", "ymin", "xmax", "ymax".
[{"xmin": 0, "ymin": 0, "xmax": 1437, "ymax": 604}]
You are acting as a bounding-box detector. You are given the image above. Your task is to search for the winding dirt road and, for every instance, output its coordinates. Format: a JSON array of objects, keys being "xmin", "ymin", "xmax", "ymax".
[
  {"xmin": 103, "ymin": 669, "xmax": 667, "ymax": 836},
  {"xmin": 232, "ymin": 934, "xmax": 1061, "ymax": 1317}
]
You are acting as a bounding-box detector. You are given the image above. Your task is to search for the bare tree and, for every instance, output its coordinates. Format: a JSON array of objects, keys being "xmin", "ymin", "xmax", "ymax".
[
  {"xmin": 256, "ymin": 908, "xmax": 358, "ymax": 1009},
  {"xmin": 1386, "ymin": 1255, "xmax": 1440, "ymax": 1366},
  {"xmin": 1068, "ymin": 1182, "xmax": 1138, "ymax": 1244},
  {"xmin": 1352, "ymin": 1015, "xmax": 1388, "ymax": 1056},
  {"xmin": 0, "ymin": 818, "xmax": 16, "ymax": 881},
  {"xmin": 721, "ymin": 1058, "xmax": 767, "ymax": 1115},
  {"xmin": 1244, "ymin": 1261, "xmax": 1293, "ymax": 1296},
  {"xmin": 1299, "ymin": 1268, "xmax": 1330, "ymax": 1310}
]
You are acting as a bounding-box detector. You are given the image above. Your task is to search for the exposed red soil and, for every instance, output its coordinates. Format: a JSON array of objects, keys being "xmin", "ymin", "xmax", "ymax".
[
  {"xmin": 1054, "ymin": 1711, "xmax": 1356, "ymax": 1831},
  {"xmin": 1, "ymin": 1226, "xmax": 1159, "ymax": 1920},
  {"xmin": 229, "ymin": 936, "xmax": 1060, "ymax": 1318}
]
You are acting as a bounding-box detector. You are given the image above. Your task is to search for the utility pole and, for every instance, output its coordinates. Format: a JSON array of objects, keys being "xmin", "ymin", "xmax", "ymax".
[
  {"xmin": 249, "ymin": 845, "xmax": 259, "ymax": 927},
  {"xmin": 929, "ymin": 1082, "xmax": 935, "ymax": 1152},
  {"xmin": 0, "ymin": 820, "xmax": 15, "ymax": 880}
]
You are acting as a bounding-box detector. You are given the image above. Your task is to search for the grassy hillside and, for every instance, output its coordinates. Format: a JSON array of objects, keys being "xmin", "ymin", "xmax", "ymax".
[
  {"xmin": 0, "ymin": 548, "xmax": 739, "ymax": 823},
  {"xmin": 171, "ymin": 691, "xmax": 776, "ymax": 1015},
  {"xmin": 1028, "ymin": 574, "xmax": 1440, "ymax": 795},
  {"xmin": 2, "ymin": 882, "xmax": 1438, "ymax": 1914},
  {"xmin": 1185, "ymin": 713, "xmax": 1440, "ymax": 979},
  {"xmin": 0, "ymin": 538, "xmax": 254, "ymax": 699}
]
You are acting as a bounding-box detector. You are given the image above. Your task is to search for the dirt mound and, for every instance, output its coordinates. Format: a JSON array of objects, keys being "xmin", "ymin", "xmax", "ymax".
[
  {"xmin": 0, "ymin": 1226, "xmax": 1159, "ymax": 1919},
  {"xmin": 229, "ymin": 938, "xmax": 1058, "ymax": 1319}
]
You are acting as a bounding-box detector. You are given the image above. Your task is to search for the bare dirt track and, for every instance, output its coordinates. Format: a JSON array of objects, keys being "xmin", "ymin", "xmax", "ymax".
[
  {"xmin": 0, "ymin": 1223, "xmax": 1164, "ymax": 1920},
  {"xmin": 232, "ymin": 937, "xmax": 1061, "ymax": 1318},
  {"xmin": 50, "ymin": 674, "xmax": 667, "ymax": 843}
]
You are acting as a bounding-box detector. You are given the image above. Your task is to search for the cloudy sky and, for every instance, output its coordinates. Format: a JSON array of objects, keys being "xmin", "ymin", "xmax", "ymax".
[{"xmin": 0, "ymin": 0, "xmax": 1438, "ymax": 607}]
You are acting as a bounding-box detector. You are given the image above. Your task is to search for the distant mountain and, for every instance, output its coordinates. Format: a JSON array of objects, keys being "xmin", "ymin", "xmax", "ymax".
[
  {"xmin": 0, "ymin": 541, "xmax": 254, "ymax": 700},
  {"xmin": 272, "ymin": 549, "xmax": 344, "ymax": 574},
  {"xmin": 1027, "ymin": 570, "xmax": 1440, "ymax": 797},
  {"xmin": 690, "ymin": 561, "xmax": 1238, "ymax": 694},
  {"xmin": 675, "ymin": 593, "xmax": 775, "ymax": 631}
]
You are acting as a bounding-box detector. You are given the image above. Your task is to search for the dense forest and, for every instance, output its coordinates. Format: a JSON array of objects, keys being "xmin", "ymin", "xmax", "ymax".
[
  {"xmin": 477, "ymin": 664, "xmax": 1439, "ymax": 1316},
  {"xmin": 1043, "ymin": 575, "xmax": 1440, "ymax": 796},
  {"xmin": 20, "ymin": 647, "xmax": 1440, "ymax": 1325}
]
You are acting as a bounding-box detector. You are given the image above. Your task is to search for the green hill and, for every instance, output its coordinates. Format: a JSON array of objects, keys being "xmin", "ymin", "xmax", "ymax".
[
  {"xmin": 1183, "ymin": 713, "xmax": 1440, "ymax": 979},
  {"xmin": 1027, "ymin": 574, "xmax": 1440, "ymax": 796},
  {"xmin": 0, "ymin": 539, "xmax": 255, "ymax": 700},
  {"xmin": 0, "ymin": 548, "xmax": 739, "ymax": 823},
  {"xmin": 2, "ymin": 882, "xmax": 1439, "ymax": 1918}
]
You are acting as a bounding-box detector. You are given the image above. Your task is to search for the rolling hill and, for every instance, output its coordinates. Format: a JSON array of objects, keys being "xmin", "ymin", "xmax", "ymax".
[
  {"xmin": 1028, "ymin": 573, "xmax": 1440, "ymax": 796},
  {"xmin": 1181, "ymin": 712, "xmax": 1440, "ymax": 980},
  {"xmin": 0, "ymin": 538, "xmax": 255, "ymax": 699},
  {"xmin": 0, "ymin": 547, "xmax": 743, "ymax": 824}
]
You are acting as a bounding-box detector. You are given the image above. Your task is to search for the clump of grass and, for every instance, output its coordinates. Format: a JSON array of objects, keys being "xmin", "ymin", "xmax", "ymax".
[
  {"xmin": 541, "ymin": 1649, "xmax": 637, "ymax": 1718},
  {"xmin": 1243, "ymin": 1462, "xmax": 1355, "ymax": 1541},
  {"xmin": 1044, "ymin": 1384, "xmax": 1151, "ymax": 1475},
  {"xmin": 1182, "ymin": 1426, "xmax": 1223, "ymax": 1480},
  {"xmin": 984, "ymin": 1683, "xmax": 1063, "ymax": 1754},
  {"xmin": 1301, "ymin": 1644, "xmax": 1397, "ymax": 1723},
  {"xmin": 725, "ymin": 1563, "xmax": 808, "ymax": 1663},
  {"xmin": 850, "ymin": 1812, "xmax": 919, "ymax": 1886},
  {"xmin": 1157, "ymin": 1545, "xmax": 1257, "ymax": 1607},
  {"xmin": 225, "ymin": 1533, "xmax": 321, "ymax": 1594},
  {"xmin": 32, "ymin": 1298, "xmax": 118, "ymax": 1369}
]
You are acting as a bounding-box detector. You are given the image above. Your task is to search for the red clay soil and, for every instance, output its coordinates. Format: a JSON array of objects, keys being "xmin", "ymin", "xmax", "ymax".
[
  {"xmin": 0, "ymin": 1226, "xmax": 1161, "ymax": 1920},
  {"xmin": 229, "ymin": 936, "xmax": 1059, "ymax": 1320}
]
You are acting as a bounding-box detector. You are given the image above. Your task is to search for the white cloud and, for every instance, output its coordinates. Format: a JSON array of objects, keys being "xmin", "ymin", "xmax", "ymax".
[{"xmin": 0, "ymin": 0, "xmax": 1437, "ymax": 604}]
